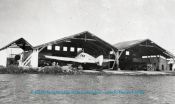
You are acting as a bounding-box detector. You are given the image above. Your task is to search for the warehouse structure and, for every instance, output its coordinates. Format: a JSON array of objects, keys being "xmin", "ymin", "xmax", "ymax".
[
  {"xmin": 0, "ymin": 32, "xmax": 174, "ymax": 71},
  {"xmin": 114, "ymin": 39, "xmax": 175, "ymax": 71},
  {"xmin": 0, "ymin": 31, "xmax": 118, "ymax": 70},
  {"xmin": 32, "ymin": 31, "xmax": 118, "ymax": 69}
]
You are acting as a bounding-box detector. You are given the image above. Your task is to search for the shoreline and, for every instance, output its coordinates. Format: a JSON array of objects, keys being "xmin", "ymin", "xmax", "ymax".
[
  {"xmin": 80, "ymin": 70, "xmax": 174, "ymax": 76},
  {"xmin": 0, "ymin": 65, "xmax": 175, "ymax": 76}
]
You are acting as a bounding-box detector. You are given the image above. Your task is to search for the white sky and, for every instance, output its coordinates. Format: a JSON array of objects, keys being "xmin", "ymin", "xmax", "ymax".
[{"xmin": 0, "ymin": 0, "xmax": 175, "ymax": 54}]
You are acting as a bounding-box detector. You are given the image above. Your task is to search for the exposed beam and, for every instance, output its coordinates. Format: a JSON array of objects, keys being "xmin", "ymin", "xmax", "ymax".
[
  {"xmin": 139, "ymin": 44, "xmax": 154, "ymax": 47},
  {"xmin": 70, "ymin": 38, "xmax": 96, "ymax": 41}
]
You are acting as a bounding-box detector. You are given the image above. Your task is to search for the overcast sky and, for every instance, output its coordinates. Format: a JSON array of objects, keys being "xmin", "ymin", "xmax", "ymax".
[{"xmin": 0, "ymin": 0, "xmax": 175, "ymax": 53}]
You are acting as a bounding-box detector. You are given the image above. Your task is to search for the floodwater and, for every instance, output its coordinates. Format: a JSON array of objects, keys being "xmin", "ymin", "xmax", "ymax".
[{"xmin": 0, "ymin": 74, "xmax": 175, "ymax": 104}]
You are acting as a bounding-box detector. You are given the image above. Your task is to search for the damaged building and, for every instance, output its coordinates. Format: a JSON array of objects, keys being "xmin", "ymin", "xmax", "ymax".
[
  {"xmin": 114, "ymin": 39, "xmax": 175, "ymax": 71},
  {"xmin": 0, "ymin": 31, "xmax": 118, "ymax": 70},
  {"xmin": 0, "ymin": 32, "xmax": 174, "ymax": 71},
  {"xmin": 33, "ymin": 31, "xmax": 118, "ymax": 69},
  {"xmin": 0, "ymin": 38, "xmax": 33, "ymax": 67}
]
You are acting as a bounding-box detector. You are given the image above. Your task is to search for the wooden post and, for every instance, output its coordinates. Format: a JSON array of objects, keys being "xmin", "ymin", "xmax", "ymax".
[
  {"xmin": 0, "ymin": 49, "xmax": 7, "ymax": 67},
  {"xmin": 31, "ymin": 49, "xmax": 39, "ymax": 67},
  {"xmin": 111, "ymin": 49, "xmax": 119, "ymax": 70}
]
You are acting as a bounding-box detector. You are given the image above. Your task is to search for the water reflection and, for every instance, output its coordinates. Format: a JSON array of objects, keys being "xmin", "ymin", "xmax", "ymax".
[{"xmin": 0, "ymin": 74, "xmax": 174, "ymax": 104}]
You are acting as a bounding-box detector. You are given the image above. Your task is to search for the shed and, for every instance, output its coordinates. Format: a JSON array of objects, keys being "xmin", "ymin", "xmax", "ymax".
[{"xmin": 0, "ymin": 38, "xmax": 33, "ymax": 67}]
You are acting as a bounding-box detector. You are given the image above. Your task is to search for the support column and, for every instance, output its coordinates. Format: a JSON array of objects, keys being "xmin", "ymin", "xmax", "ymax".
[
  {"xmin": 31, "ymin": 49, "xmax": 39, "ymax": 67},
  {"xmin": 172, "ymin": 58, "xmax": 175, "ymax": 71},
  {"xmin": 0, "ymin": 49, "xmax": 7, "ymax": 67},
  {"xmin": 111, "ymin": 51, "xmax": 119, "ymax": 70}
]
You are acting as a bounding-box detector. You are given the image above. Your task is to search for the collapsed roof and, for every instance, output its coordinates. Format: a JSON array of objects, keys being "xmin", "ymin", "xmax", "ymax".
[
  {"xmin": 0, "ymin": 38, "xmax": 33, "ymax": 51},
  {"xmin": 114, "ymin": 39, "xmax": 174, "ymax": 58}
]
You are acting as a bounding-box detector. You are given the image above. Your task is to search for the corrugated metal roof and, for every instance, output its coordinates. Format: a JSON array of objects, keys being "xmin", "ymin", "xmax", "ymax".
[
  {"xmin": 0, "ymin": 38, "xmax": 33, "ymax": 51},
  {"xmin": 33, "ymin": 31, "xmax": 118, "ymax": 52},
  {"xmin": 114, "ymin": 39, "xmax": 148, "ymax": 50},
  {"xmin": 114, "ymin": 39, "xmax": 174, "ymax": 58}
]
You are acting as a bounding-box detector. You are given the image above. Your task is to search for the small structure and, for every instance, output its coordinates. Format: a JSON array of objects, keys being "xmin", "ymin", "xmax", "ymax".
[
  {"xmin": 114, "ymin": 39, "xmax": 174, "ymax": 71},
  {"xmin": 0, "ymin": 38, "xmax": 33, "ymax": 67}
]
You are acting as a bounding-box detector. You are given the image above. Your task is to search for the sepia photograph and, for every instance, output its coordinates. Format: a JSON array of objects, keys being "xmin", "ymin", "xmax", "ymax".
[{"xmin": 0, "ymin": 0, "xmax": 175, "ymax": 104}]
